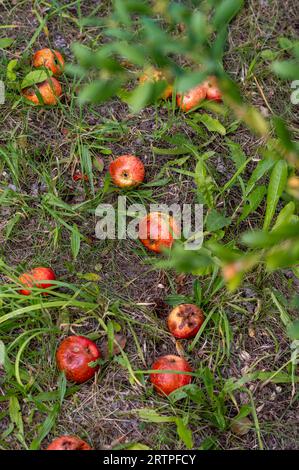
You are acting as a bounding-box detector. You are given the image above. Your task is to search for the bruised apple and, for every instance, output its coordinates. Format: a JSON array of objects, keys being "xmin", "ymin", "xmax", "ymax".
[
  {"xmin": 47, "ymin": 435, "xmax": 91, "ymax": 450},
  {"xmin": 109, "ymin": 155, "xmax": 145, "ymax": 188},
  {"xmin": 203, "ymin": 76, "xmax": 222, "ymax": 102},
  {"xmin": 33, "ymin": 48, "xmax": 65, "ymax": 76},
  {"xmin": 176, "ymin": 84, "xmax": 206, "ymax": 111},
  {"xmin": 150, "ymin": 354, "xmax": 192, "ymax": 395},
  {"xmin": 73, "ymin": 171, "xmax": 89, "ymax": 182},
  {"xmin": 56, "ymin": 335, "xmax": 101, "ymax": 384},
  {"xmin": 22, "ymin": 77, "xmax": 62, "ymax": 105},
  {"xmin": 139, "ymin": 67, "xmax": 173, "ymax": 99},
  {"xmin": 138, "ymin": 212, "xmax": 180, "ymax": 253},
  {"xmin": 167, "ymin": 304, "xmax": 204, "ymax": 339},
  {"xmin": 19, "ymin": 267, "xmax": 56, "ymax": 295}
]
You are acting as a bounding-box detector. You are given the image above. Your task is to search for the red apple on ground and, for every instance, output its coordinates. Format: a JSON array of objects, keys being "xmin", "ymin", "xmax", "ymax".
[
  {"xmin": 47, "ymin": 435, "xmax": 91, "ymax": 450},
  {"xmin": 22, "ymin": 77, "xmax": 62, "ymax": 105},
  {"xmin": 176, "ymin": 84, "xmax": 206, "ymax": 111},
  {"xmin": 167, "ymin": 304, "xmax": 204, "ymax": 339},
  {"xmin": 33, "ymin": 48, "xmax": 65, "ymax": 76},
  {"xmin": 19, "ymin": 267, "xmax": 56, "ymax": 295},
  {"xmin": 150, "ymin": 354, "xmax": 192, "ymax": 395},
  {"xmin": 138, "ymin": 212, "xmax": 180, "ymax": 253},
  {"xmin": 109, "ymin": 155, "xmax": 145, "ymax": 188},
  {"xmin": 203, "ymin": 76, "xmax": 222, "ymax": 102},
  {"xmin": 56, "ymin": 335, "xmax": 101, "ymax": 384}
]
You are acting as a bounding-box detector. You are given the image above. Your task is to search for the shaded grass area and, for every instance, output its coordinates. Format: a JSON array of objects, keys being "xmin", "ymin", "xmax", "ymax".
[{"xmin": 0, "ymin": 0, "xmax": 298, "ymax": 450}]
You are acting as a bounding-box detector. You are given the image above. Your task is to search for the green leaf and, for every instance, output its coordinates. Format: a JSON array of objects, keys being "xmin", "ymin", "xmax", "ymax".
[
  {"xmin": 80, "ymin": 145, "xmax": 94, "ymax": 195},
  {"xmin": 0, "ymin": 37, "xmax": 14, "ymax": 48},
  {"xmin": 175, "ymin": 418, "xmax": 193, "ymax": 449},
  {"xmin": 238, "ymin": 185, "xmax": 266, "ymax": 222},
  {"xmin": 79, "ymin": 79, "xmax": 122, "ymax": 104},
  {"xmin": 9, "ymin": 396, "xmax": 24, "ymax": 436},
  {"xmin": 272, "ymin": 201, "xmax": 295, "ymax": 231},
  {"xmin": 196, "ymin": 114, "xmax": 226, "ymax": 135},
  {"xmin": 30, "ymin": 403, "xmax": 60, "ymax": 450},
  {"xmin": 245, "ymin": 158, "xmax": 275, "ymax": 196},
  {"xmin": 71, "ymin": 224, "xmax": 81, "ymax": 260},
  {"xmin": 242, "ymin": 221, "xmax": 299, "ymax": 248},
  {"xmin": 126, "ymin": 443, "xmax": 151, "ymax": 450},
  {"xmin": 6, "ymin": 59, "xmax": 18, "ymax": 81},
  {"xmin": 287, "ymin": 320, "xmax": 299, "ymax": 341},
  {"xmin": 176, "ymin": 71, "xmax": 206, "ymax": 93},
  {"xmin": 263, "ymin": 160, "xmax": 288, "ymax": 230},
  {"xmin": 21, "ymin": 70, "xmax": 51, "ymax": 89},
  {"xmin": 226, "ymin": 139, "xmax": 246, "ymax": 169},
  {"xmin": 0, "ymin": 340, "xmax": 5, "ymax": 367},
  {"xmin": 260, "ymin": 49, "xmax": 279, "ymax": 61},
  {"xmin": 278, "ymin": 37, "xmax": 294, "ymax": 50},
  {"xmin": 77, "ymin": 272, "xmax": 101, "ymax": 281},
  {"xmin": 206, "ymin": 209, "xmax": 231, "ymax": 232},
  {"xmin": 138, "ymin": 408, "xmax": 175, "ymax": 423},
  {"xmin": 272, "ymin": 60, "xmax": 299, "ymax": 80},
  {"xmin": 57, "ymin": 372, "xmax": 67, "ymax": 406},
  {"xmin": 213, "ymin": 0, "xmax": 244, "ymax": 29}
]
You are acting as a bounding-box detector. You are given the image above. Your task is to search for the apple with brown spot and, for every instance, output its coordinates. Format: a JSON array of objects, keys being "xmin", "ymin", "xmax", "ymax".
[
  {"xmin": 150, "ymin": 354, "xmax": 192, "ymax": 395},
  {"xmin": 167, "ymin": 304, "xmax": 204, "ymax": 339},
  {"xmin": 22, "ymin": 77, "xmax": 62, "ymax": 105},
  {"xmin": 47, "ymin": 435, "xmax": 91, "ymax": 450},
  {"xmin": 56, "ymin": 335, "xmax": 101, "ymax": 384},
  {"xmin": 32, "ymin": 48, "xmax": 65, "ymax": 76},
  {"xmin": 109, "ymin": 155, "xmax": 145, "ymax": 188},
  {"xmin": 18, "ymin": 267, "xmax": 56, "ymax": 296},
  {"xmin": 138, "ymin": 212, "xmax": 180, "ymax": 253},
  {"xmin": 203, "ymin": 76, "xmax": 222, "ymax": 102},
  {"xmin": 176, "ymin": 84, "xmax": 206, "ymax": 111}
]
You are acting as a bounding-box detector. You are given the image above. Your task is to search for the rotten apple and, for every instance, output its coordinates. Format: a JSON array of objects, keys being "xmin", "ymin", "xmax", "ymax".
[
  {"xmin": 176, "ymin": 84, "xmax": 206, "ymax": 111},
  {"xmin": 56, "ymin": 335, "xmax": 101, "ymax": 384},
  {"xmin": 33, "ymin": 48, "xmax": 65, "ymax": 76},
  {"xmin": 203, "ymin": 76, "xmax": 222, "ymax": 102},
  {"xmin": 138, "ymin": 212, "xmax": 179, "ymax": 253},
  {"xmin": 72, "ymin": 171, "xmax": 89, "ymax": 182},
  {"xmin": 139, "ymin": 67, "xmax": 173, "ymax": 100},
  {"xmin": 19, "ymin": 267, "xmax": 56, "ymax": 296},
  {"xmin": 150, "ymin": 354, "xmax": 192, "ymax": 395},
  {"xmin": 167, "ymin": 304, "xmax": 204, "ymax": 339},
  {"xmin": 47, "ymin": 435, "xmax": 91, "ymax": 450},
  {"xmin": 109, "ymin": 155, "xmax": 145, "ymax": 188},
  {"xmin": 22, "ymin": 77, "xmax": 62, "ymax": 105}
]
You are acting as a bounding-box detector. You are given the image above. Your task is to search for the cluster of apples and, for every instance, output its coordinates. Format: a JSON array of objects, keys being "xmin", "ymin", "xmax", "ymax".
[
  {"xmin": 109, "ymin": 154, "xmax": 179, "ymax": 253},
  {"xmin": 21, "ymin": 48, "xmax": 64, "ymax": 105},
  {"xmin": 17, "ymin": 55, "xmax": 217, "ymax": 449},
  {"xmin": 17, "ymin": 266, "xmax": 204, "ymax": 449},
  {"xmin": 139, "ymin": 66, "xmax": 223, "ymax": 111}
]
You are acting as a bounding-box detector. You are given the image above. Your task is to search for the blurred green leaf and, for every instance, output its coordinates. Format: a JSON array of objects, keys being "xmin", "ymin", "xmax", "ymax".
[
  {"xmin": 213, "ymin": 0, "xmax": 244, "ymax": 29},
  {"xmin": 287, "ymin": 320, "xmax": 299, "ymax": 340},
  {"xmin": 272, "ymin": 60, "xmax": 299, "ymax": 80},
  {"xmin": 0, "ymin": 37, "xmax": 14, "ymax": 48},
  {"xmin": 263, "ymin": 160, "xmax": 288, "ymax": 230},
  {"xmin": 206, "ymin": 209, "xmax": 231, "ymax": 232}
]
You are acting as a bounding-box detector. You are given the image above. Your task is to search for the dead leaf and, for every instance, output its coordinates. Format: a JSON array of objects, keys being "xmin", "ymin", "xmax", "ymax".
[
  {"xmin": 101, "ymin": 333, "xmax": 127, "ymax": 359},
  {"xmin": 231, "ymin": 417, "xmax": 252, "ymax": 436},
  {"xmin": 175, "ymin": 340, "xmax": 186, "ymax": 357}
]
